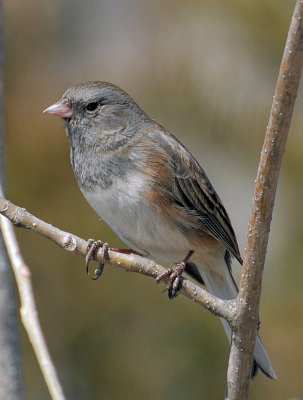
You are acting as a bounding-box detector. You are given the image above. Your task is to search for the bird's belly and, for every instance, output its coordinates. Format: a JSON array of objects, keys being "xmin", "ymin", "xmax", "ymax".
[{"xmin": 80, "ymin": 177, "xmax": 191, "ymax": 263}]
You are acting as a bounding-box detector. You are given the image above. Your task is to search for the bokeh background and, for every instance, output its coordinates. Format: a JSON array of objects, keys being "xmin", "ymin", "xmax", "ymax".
[{"xmin": 3, "ymin": 1, "xmax": 303, "ymax": 399}]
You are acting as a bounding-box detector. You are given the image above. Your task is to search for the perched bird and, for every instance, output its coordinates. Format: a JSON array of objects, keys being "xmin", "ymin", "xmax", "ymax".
[{"xmin": 44, "ymin": 81, "xmax": 276, "ymax": 380}]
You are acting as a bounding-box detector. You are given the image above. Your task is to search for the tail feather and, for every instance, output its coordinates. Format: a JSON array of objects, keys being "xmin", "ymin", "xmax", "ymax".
[{"xmin": 187, "ymin": 254, "xmax": 276, "ymax": 380}]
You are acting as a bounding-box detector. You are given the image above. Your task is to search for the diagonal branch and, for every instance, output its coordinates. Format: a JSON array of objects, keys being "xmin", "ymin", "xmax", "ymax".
[
  {"xmin": 227, "ymin": 1, "xmax": 303, "ymax": 399},
  {"xmin": 0, "ymin": 196, "xmax": 236, "ymax": 323}
]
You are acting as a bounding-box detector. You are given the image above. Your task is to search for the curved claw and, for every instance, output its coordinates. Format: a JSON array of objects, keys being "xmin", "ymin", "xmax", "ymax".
[
  {"xmin": 85, "ymin": 240, "xmax": 108, "ymax": 280},
  {"xmin": 155, "ymin": 251, "xmax": 194, "ymax": 299},
  {"xmin": 156, "ymin": 262, "xmax": 185, "ymax": 299},
  {"xmin": 87, "ymin": 262, "xmax": 104, "ymax": 280},
  {"xmin": 169, "ymin": 274, "xmax": 183, "ymax": 298}
]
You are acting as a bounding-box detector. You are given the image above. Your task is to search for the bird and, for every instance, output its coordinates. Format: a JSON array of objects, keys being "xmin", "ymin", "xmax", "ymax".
[{"xmin": 43, "ymin": 81, "xmax": 276, "ymax": 380}]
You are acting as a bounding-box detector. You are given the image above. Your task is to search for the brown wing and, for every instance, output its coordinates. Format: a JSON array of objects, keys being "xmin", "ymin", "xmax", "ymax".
[{"xmin": 147, "ymin": 128, "xmax": 242, "ymax": 264}]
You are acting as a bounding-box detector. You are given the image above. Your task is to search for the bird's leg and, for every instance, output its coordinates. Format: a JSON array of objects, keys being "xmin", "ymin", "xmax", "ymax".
[
  {"xmin": 85, "ymin": 239, "xmax": 109, "ymax": 280},
  {"xmin": 110, "ymin": 248, "xmax": 144, "ymax": 256},
  {"xmin": 156, "ymin": 250, "xmax": 194, "ymax": 299}
]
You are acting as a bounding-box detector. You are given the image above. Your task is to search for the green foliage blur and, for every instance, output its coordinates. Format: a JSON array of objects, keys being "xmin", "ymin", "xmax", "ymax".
[{"xmin": 3, "ymin": 1, "xmax": 303, "ymax": 399}]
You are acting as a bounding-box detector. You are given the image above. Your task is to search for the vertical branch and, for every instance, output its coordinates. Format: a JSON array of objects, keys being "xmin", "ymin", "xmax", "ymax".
[
  {"xmin": 0, "ymin": 207, "xmax": 66, "ymax": 400},
  {"xmin": 0, "ymin": 3, "xmax": 25, "ymax": 399},
  {"xmin": 227, "ymin": 1, "xmax": 303, "ymax": 399}
]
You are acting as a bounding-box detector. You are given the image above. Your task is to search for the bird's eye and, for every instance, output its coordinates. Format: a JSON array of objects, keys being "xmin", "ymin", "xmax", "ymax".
[{"xmin": 85, "ymin": 102, "xmax": 99, "ymax": 113}]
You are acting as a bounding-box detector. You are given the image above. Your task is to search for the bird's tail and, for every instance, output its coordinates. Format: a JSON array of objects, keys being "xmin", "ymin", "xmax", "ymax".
[{"xmin": 187, "ymin": 253, "xmax": 276, "ymax": 380}]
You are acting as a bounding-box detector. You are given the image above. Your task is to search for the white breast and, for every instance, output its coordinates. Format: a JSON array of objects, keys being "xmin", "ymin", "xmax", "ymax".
[{"xmin": 80, "ymin": 170, "xmax": 191, "ymax": 263}]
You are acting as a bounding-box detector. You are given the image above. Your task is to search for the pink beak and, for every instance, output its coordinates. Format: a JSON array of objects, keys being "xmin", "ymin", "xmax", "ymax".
[{"xmin": 43, "ymin": 98, "xmax": 73, "ymax": 118}]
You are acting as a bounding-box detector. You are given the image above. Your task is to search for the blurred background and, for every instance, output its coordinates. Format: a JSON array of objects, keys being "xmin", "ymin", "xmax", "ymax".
[{"xmin": 3, "ymin": 0, "xmax": 303, "ymax": 399}]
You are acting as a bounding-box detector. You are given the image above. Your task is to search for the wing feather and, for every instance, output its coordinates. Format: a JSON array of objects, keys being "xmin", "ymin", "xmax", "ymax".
[{"xmin": 147, "ymin": 128, "xmax": 242, "ymax": 263}]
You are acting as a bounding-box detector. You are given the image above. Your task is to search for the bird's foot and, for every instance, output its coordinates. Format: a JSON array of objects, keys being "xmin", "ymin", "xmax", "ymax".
[
  {"xmin": 155, "ymin": 250, "xmax": 194, "ymax": 299},
  {"xmin": 156, "ymin": 262, "xmax": 185, "ymax": 299},
  {"xmin": 85, "ymin": 239, "xmax": 109, "ymax": 280}
]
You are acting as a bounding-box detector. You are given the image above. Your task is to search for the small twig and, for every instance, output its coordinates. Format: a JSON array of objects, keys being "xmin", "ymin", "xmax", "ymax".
[
  {"xmin": 227, "ymin": 1, "xmax": 303, "ymax": 399},
  {"xmin": 0, "ymin": 191, "xmax": 66, "ymax": 400},
  {"xmin": 0, "ymin": 196, "xmax": 235, "ymax": 323}
]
